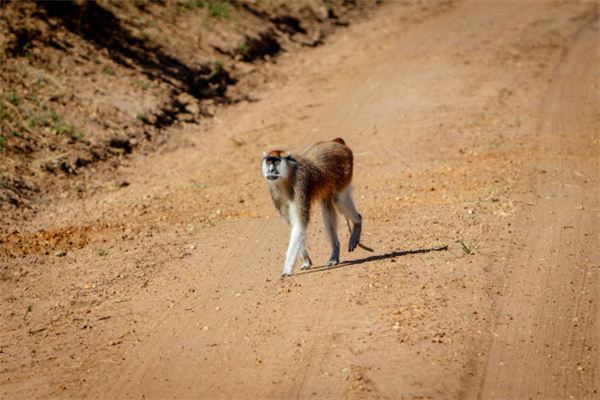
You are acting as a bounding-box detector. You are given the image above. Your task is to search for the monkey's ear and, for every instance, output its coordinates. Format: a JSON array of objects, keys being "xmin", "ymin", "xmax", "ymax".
[{"xmin": 262, "ymin": 151, "xmax": 268, "ymax": 158}]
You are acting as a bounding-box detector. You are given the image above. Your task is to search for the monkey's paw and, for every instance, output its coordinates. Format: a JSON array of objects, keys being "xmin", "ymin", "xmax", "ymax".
[
  {"xmin": 280, "ymin": 272, "xmax": 292, "ymax": 279},
  {"xmin": 325, "ymin": 258, "xmax": 339, "ymax": 267},
  {"xmin": 349, "ymin": 224, "xmax": 362, "ymax": 252},
  {"xmin": 300, "ymin": 262, "xmax": 312, "ymax": 270},
  {"xmin": 348, "ymin": 236, "xmax": 360, "ymax": 252}
]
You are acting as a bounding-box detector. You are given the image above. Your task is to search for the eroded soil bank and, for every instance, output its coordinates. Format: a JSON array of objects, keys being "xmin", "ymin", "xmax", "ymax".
[{"xmin": 0, "ymin": 0, "xmax": 379, "ymax": 223}]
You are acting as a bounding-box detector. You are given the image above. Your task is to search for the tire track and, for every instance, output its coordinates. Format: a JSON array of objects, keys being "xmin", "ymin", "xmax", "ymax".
[{"xmin": 479, "ymin": 16, "xmax": 600, "ymax": 400}]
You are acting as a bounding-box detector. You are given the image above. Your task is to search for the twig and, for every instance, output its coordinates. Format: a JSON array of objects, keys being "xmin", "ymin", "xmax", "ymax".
[
  {"xmin": 345, "ymin": 217, "xmax": 374, "ymax": 252},
  {"xmin": 456, "ymin": 239, "xmax": 472, "ymax": 254},
  {"xmin": 23, "ymin": 304, "xmax": 32, "ymax": 320},
  {"xmin": 29, "ymin": 327, "xmax": 47, "ymax": 335}
]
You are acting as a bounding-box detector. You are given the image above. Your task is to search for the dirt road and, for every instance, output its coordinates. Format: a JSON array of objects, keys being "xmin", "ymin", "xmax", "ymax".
[{"xmin": 2, "ymin": 1, "xmax": 599, "ymax": 399}]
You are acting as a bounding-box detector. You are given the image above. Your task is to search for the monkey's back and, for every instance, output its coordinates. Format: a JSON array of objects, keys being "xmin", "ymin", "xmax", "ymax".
[{"xmin": 299, "ymin": 139, "xmax": 353, "ymax": 201}]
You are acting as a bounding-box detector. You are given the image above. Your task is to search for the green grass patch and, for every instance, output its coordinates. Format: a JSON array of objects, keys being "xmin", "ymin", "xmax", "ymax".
[
  {"xmin": 183, "ymin": 0, "xmax": 205, "ymax": 9},
  {"xmin": 0, "ymin": 84, "xmax": 79, "ymax": 148},
  {"xmin": 26, "ymin": 109, "xmax": 74, "ymax": 135},
  {"xmin": 26, "ymin": 110, "xmax": 73, "ymax": 135},
  {"xmin": 208, "ymin": 1, "xmax": 230, "ymax": 17},
  {"xmin": 182, "ymin": 0, "xmax": 230, "ymax": 17},
  {"xmin": 136, "ymin": 112, "xmax": 148, "ymax": 122}
]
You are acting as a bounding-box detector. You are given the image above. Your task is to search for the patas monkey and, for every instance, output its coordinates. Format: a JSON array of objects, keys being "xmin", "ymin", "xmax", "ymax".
[{"xmin": 262, "ymin": 138, "xmax": 363, "ymax": 277}]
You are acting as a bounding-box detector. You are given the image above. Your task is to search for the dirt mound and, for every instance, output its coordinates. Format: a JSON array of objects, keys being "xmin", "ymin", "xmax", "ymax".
[{"xmin": 0, "ymin": 0, "xmax": 379, "ymax": 230}]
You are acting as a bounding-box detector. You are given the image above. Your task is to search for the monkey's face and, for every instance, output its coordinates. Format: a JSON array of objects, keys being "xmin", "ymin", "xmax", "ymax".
[{"xmin": 262, "ymin": 152, "xmax": 292, "ymax": 182}]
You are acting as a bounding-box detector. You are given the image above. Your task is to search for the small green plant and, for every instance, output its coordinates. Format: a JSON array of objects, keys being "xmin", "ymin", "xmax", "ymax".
[
  {"xmin": 184, "ymin": 0, "xmax": 205, "ymax": 9},
  {"xmin": 238, "ymin": 41, "xmax": 247, "ymax": 54},
  {"xmin": 98, "ymin": 249, "xmax": 107, "ymax": 256},
  {"xmin": 0, "ymin": 102, "xmax": 7, "ymax": 121},
  {"xmin": 183, "ymin": 0, "xmax": 230, "ymax": 16},
  {"xmin": 23, "ymin": 43, "xmax": 33, "ymax": 61},
  {"xmin": 0, "ymin": 136, "xmax": 6, "ymax": 150},
  {"xmin": 35, "ymin": 76, "xmax": 47, "ymax": 87},
  {"xmin": 208, "ymin": 1, "xmax": 230, "ymax": 17},
  {"xmin": 209, "ymin": 59, "xmax": 224, "ymax": 79},
  {"xmin": 103, "ymin": 66, "xmax": 116, "ymax": 76},
  {"xmin": 7, "ymin": 91, "xmax": 19, "ymax": 106},
  {"xmin": 456, "ymin": 239, "xmax": 472, "ymax": 255},
  {"xmin": 50, "ymin": 113, "xmax": 73, "ymax": 135},
  {"xmin": 140, "ymin": 80, "xmax": 152, "ymax": 90},
  {"xmin": 138, "ymin": 30, "xmax": 150, "ymax": 42},
  {"xmin": 26, "ymin": 114, "xmax": 43, "ymax": 129},
  {"xmin": 73, "ymin": 131, "xmax": 85, "ymax": 140},
  {"xmin": 213, "ymin": 59, "xmax": 223, "ymax": 71}
]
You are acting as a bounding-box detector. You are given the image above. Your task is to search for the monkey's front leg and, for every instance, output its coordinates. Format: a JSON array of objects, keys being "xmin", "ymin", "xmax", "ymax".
[{"xmin": 281, "ymin": 223, "xmax": 306, "ymax": 277}]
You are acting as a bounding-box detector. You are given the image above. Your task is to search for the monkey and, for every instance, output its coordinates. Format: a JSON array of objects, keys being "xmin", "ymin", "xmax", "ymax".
[{"xmin": 261, "ymin": 137, "xmax": 363, "ymax": 277}]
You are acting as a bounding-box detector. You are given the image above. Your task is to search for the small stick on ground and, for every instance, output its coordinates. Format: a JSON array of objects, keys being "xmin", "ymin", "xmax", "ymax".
[
  {"xmin": 23, "ymin": 304, "xmax": 32, "ymax": 320},
  {"xmin": 345, "ymin": 218, "xmax": 374, "ymax": 252}
]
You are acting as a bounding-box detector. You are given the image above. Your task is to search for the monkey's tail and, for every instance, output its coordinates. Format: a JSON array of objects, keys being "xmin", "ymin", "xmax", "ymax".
[{"xmin": 345, "ymin": 217, "xmax": 374, "ymax": 252}]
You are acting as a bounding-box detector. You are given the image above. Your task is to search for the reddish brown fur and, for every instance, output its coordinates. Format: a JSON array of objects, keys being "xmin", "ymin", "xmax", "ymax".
[
  {"xmin": 266, "ymin": 149, "xmax": 288, "ymax": 158},
  {"xmin": 297, "ymin": 140, "xmax": 353, "ymax": 203},
  {"xmin": 265, "ymin": 138, "xmax": 353, "ymax": 225}
]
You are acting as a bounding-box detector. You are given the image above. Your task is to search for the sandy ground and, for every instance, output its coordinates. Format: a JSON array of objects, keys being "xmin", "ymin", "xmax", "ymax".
[{"xmin": 1, "ymin": 1, "xmax": 599, "ymax": 399}]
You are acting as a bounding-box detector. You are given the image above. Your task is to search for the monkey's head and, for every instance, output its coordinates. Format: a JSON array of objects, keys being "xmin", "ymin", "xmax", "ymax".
[{"xmin": 262, "ymin": 150, "xmax": 295, "ymax": 182}]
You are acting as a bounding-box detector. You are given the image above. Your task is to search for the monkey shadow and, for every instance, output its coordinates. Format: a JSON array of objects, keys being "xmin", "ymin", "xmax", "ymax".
[{"xmin": 297, "ymin": 245, "xmax": 449, "ymax": 276}]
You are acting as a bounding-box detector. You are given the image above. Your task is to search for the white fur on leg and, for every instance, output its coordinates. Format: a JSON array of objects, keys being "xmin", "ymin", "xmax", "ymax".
[
  {"xmin": 335, "ymin": 187, "xmax": 361, "ymax": 224},
  {"xmin": 282, "ymin": 202, "xmax": 306, "ymax": 276},
  {"xmin": 282, "ymin": 229, "xmax": 299, "ymax": 274}
]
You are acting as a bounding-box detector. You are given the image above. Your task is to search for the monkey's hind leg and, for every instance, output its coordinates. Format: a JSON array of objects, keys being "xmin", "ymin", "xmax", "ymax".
[
  {"xmin": 300, "ymin": 248, "xmax": 312, "ymax": 270},
  {"xmin": 321, "ymin": 199, "xmax": 340, "ymax": 267},
  {"xmin": 335, "ymin": 187, "xmax": 362, "ymax": 252}
]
